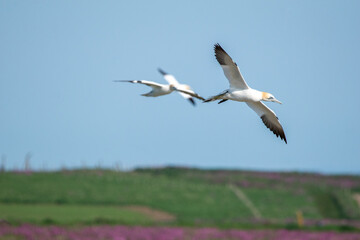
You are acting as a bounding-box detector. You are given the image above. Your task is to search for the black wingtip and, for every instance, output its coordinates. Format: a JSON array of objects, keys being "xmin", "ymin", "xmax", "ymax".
[
  {"xmin": 281, "ymin": 132, "xmax": 287, "ymax": 144},
  {"xmin": 214, "ymin": 43, "xmax": 229, "ymax": 65},
  {"xmin": 188, "ymin": 98, "xmax": 196, "ymax": 106},
  {"xmin": 261, "ymin": 115, "xmax": 287, "ymax": 144},
  {"xmin": 158, "ymin": 68, "xmax": 167, "ymax": 76},
  {"xmin": 214, "ymin": 43, "xmax": 224, "ymax": 52}
]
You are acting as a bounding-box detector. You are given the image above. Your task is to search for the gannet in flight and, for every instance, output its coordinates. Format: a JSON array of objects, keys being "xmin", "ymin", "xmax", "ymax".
[
  {"xmin": 114, "ymin": 68, "xmax": 204, "ymax": 106},
  {"xmin": 205, "ymin": 44, "xmax": 287, "ymax": 143}
]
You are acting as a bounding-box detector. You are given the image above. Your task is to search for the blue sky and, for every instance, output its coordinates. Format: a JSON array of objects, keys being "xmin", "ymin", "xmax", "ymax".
[{"xmin": 0, "ymin": 0, "xmax": 359, "ymax": 173}]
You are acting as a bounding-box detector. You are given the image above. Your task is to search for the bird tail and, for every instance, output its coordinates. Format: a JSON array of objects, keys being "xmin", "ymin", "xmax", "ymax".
[
  {"xmin": 141, "ymin": 91, "xmax": 154, "ymax": 97},
  {"xmin": 203, "ymin": 91, "xmax": 228, "ymax": 103}
]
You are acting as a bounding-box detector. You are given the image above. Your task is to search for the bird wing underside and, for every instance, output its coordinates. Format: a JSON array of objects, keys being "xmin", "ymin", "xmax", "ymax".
[
  {"xmin": 214, "ymin": 44, "xmax": 249, "ymax": 90},
  {"xmin": 246, "ymin": 102, "xmax": 287, "ymax": 143}
]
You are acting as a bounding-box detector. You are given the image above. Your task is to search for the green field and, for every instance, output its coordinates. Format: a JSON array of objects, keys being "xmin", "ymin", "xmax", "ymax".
[
  {"xmin": 0, "ymin": 204, "xmax": 150, "ymax": 225},
  {"xmin": 0, "ymin": 170, "xmax": 253, "ymax": 225},
  {"xmin": 1, "ymin": 168, "xmax": 360, "ymax": 228}
]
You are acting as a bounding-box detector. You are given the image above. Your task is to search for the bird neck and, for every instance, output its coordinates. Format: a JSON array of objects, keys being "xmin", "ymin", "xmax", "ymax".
[{"xmin": 262, "ymin": 92, "xmax": 270, "ymax": 101}]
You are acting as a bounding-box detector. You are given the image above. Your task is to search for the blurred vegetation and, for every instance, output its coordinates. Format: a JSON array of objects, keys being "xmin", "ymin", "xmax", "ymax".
[
  {"xmin": 0, "ymin": 167, "xmax": 359, "ymax": 229},
  {"xmin": 311, "ymin": 189, "xmax": 347, "ymax": 219},
  {"xmin": 0, "ymin": 204, "xmax": 150, "ymax": 225}
]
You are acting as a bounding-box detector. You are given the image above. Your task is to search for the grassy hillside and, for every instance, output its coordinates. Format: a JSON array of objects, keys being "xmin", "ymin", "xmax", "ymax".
[
  {"xmin": 1, "ymin": 167, "xmax": 360, "ymax": 228},
  {"xmin": 0, "ymin": 204, "xmax": 151, "ymax": 225}
]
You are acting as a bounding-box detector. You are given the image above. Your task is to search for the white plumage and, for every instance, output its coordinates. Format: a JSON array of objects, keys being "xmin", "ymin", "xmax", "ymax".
[
  {"xmin": 205, "ymin": 44, "xmax": 287, "ymax": 143},
  {"xmin": 114, "ymin": 69, "xmax": 204, "ymax": 106}
]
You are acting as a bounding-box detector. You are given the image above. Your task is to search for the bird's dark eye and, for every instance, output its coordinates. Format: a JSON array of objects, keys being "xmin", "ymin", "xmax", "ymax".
[{"xmin": 268, "ymin": 96, "xmax": 274, "ymax": 100}]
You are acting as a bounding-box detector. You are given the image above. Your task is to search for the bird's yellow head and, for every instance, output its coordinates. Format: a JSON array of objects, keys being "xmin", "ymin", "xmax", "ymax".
[
  {"xmin": 182, "ymin": 85, "xmax": 192, "ymax": 90},
  {"xmin": 262, "ymin": 92, "xmax": 282, "ymax": 104}
]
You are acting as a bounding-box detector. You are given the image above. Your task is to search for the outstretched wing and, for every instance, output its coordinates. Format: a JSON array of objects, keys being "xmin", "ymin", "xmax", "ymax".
[
  {"xmin": 246, "ymin": 102, "xmax": 287, "ymax": 143},
  {"xmin": 173, "ymin": 88, "xmax": 205, "ymax": 101},
  {"xmin": 158, "ymin": 68, "xmax": 179, "ymax": 86},
  {"xmin": 214, "ymin": 43, "xmax": 249, "ymax": 90},
  {"xmin": 177, "ymin": 91, "xmax": 196, "ymax": 106},
  {"xmin": 158, "ymin": 68, "xmax": 202, "ymax": 106},
  {"xmin": 113, "ymin": 80, "xmax": 163, "ymax": 90}
]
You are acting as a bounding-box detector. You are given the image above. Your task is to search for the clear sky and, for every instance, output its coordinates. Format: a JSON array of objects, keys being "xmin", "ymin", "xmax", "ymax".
[{"xmin": 1, "ymin": 0, "xmax": 359, "ymax": 173}]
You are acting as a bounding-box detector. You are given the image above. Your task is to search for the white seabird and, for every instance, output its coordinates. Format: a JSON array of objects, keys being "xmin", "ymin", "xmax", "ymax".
[
  {"xmin": 205, "ymin": 44, "xmax": 287, "ymax": 143},
  {"xmin": 114, "ymin": 68, "xmax": 204, "ymax": 106}
]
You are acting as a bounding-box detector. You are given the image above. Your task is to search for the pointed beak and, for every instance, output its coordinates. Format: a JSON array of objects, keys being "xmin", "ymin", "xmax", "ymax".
[{"xmin": 274, "ymin": 99, "xmax": 282, "ymax": 104}]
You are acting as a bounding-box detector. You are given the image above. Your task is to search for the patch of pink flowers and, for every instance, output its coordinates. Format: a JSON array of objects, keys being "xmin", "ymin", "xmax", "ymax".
[{"xmin": 1, "ymin": 225, "xmax": 360, "ymax": 240}]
